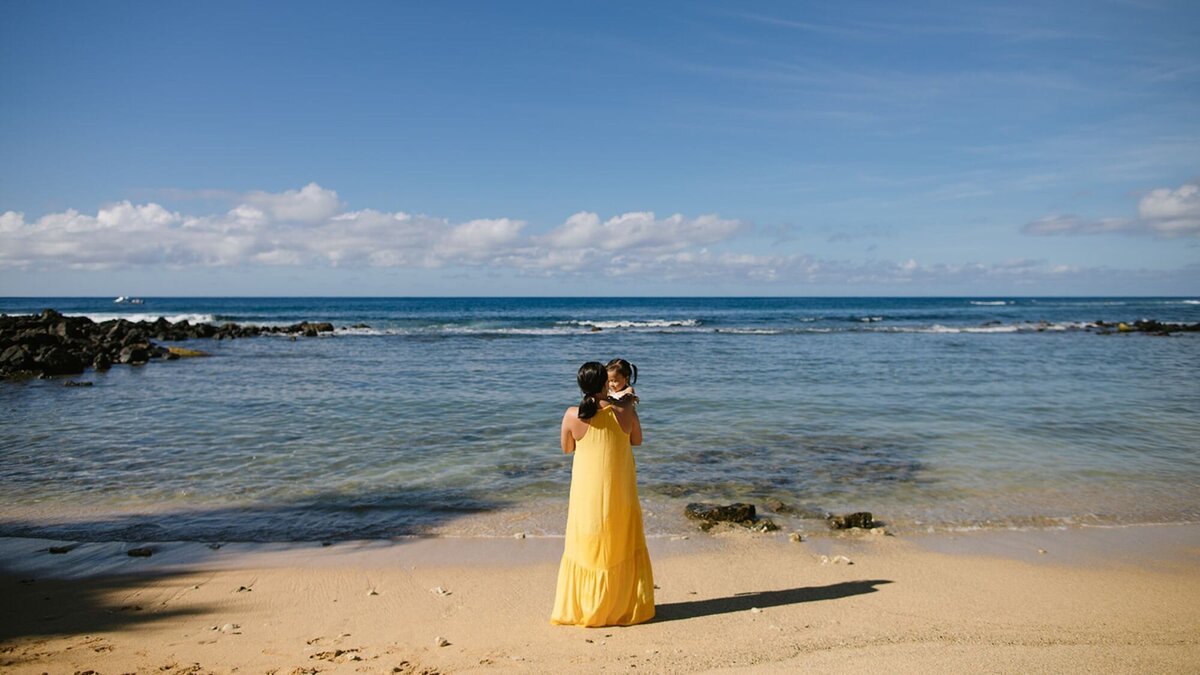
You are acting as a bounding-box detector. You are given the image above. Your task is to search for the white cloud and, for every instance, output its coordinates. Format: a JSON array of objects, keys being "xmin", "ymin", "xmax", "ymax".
[
  {"xmin": 242, "ymin": 182, "xmax": 341, "ymax": 225},
  {"xmin": 1024, "ymin": 180, "xmax": 1200, "ymax": 238},
  {"xmin": 541, "ymin": 211, "xmax": 746, "ymax": 252},
  {"xmin": 440, "ymin": 218, "xmax": 525, "ymax": 258},
  {"xmin": 1138, "ymin": 182, "xmax": 1200, "ymax": 236}
]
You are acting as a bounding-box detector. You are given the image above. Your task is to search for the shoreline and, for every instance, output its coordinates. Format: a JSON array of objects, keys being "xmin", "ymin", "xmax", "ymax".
[
  {"xmin": 3, "ymin": 520, "xmax": 1199, "ymax": 578},
  {"xmin": 4, "ymin": 491, "xmax": 1198, "ymax": 546},
  {"xmin": 3, "ymin": 523, "xmax": 1197, "ymax": 673}
]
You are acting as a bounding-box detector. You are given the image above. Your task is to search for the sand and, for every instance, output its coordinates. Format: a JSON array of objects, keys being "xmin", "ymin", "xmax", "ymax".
[{"xmin": 2, "ymin": 523, "xmax": 1198, "ymax": 674}]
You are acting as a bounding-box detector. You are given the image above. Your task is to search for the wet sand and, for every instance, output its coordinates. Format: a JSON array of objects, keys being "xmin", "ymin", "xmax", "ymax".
[{"xmin": 2, "ymin": 524, "xmax": 1198, "ymax": 673}]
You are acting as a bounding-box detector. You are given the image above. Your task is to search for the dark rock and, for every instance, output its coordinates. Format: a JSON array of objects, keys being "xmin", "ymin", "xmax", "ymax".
[
  {"xmin": 351, "ymin": 323, "xmax": 371, "ymax": 329},
  {"xmin": 828, "ymin": 512, "xmax": 876, "ymax": 529},
  {"xmin": 48, "ymin": 545, "xmax": 75, "ymax": 554},
  {"xmin": 126, "ymin": 547, "xmax": 154, "ymax": 557},
  {"xmin": 37, "ymin": 346, "xmax": 87, "ymax": 375},
  {"xmin": 1, "ymin": 310, "xmax": 341, "ymax": 381},
  {"xmin": 63, "ymin": 380, "xmax": 93, "ymax": 387},
  {"xmin": 685, "ymin": 502, "xmax": 757, "ymax": 524},
  {"xmin": 1, "ymin": 344, "xmax": 34, "ymax": 371},
  {"xmin": 16, "ymin": 331, "xmax": 58, "ymax": 348},
  {"xmin": 750, "ymin": 518, "xmax": 779, "ymax": 532},
  {"xmin": 118, "ymin": 344, "xmax": 151, "ymax": 365}
]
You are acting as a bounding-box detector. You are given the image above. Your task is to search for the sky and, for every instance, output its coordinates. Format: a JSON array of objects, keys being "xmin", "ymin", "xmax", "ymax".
[{"xmin": 1, "ymin": 0, "xmax": 1198, "ymax": 296}]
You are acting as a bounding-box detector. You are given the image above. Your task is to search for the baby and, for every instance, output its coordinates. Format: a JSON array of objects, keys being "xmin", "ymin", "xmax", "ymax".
[{"xmin": 606, "ymin": 358, "xmax": 639, "ymax": 407}]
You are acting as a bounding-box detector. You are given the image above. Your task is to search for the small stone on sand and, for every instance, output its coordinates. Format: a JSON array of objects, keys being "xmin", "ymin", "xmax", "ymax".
[
  {"xmin": 514, "ymin": 532, "xmax": 526, "ymax": 539},
  {"xmin": 435, "ymin": 636, "xmax": 450, "ymax": 647},
  {"xmin": 789, "ymin": 532, "xmax": 803, "ymax": 543},
  {"xmin": 431, "ymin": 586, "xmax": 451, "ymax": 596},
  {"xmin": 750, "ymin": 607, "xmax": 763, "ymax": 613}
]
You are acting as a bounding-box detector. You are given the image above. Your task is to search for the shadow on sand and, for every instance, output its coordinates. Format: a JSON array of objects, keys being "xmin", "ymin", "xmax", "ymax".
[
  {"xmin": 652, "ymin": 579, "xmax": 893, "ymax": 623},
  {"xmin": 0, "ymin": 484, "xmax": 510, "ymax": 644},
  {"xmin": 1, "ymin": 570, "xmax": 212, "ymax": 647}
]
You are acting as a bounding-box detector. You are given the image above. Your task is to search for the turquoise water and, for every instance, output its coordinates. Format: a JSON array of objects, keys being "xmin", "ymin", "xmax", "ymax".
[{"xmin": 1, "ymin": 297, "xmax": 1198, "ymax": 541}]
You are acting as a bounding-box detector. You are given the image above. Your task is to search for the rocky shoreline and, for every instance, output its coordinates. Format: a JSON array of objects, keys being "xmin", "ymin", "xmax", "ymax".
[
  {"xmin": 2, "ymin": 310, "xmax": 1198, "ymax": 381},
  {"xmin": 0, "ymin": 309, "xmax": 335, "ymax": 380}
]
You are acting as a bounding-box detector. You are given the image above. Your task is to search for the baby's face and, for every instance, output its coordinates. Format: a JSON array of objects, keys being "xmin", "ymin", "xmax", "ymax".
[{"xmin": 607, "ymin": 371, "xmax": 628, "ymax": 392}]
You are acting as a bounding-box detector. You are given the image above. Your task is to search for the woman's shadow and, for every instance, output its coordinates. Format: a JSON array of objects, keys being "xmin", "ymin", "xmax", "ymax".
[{"xmin": 652, "ymin": 579, "xmax": 892, "ymax": 623}]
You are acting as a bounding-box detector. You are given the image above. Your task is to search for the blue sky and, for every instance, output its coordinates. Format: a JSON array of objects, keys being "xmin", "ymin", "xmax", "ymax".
[{"xmin": 1, "ymin": 0, "xmax": 1197, "ymax": 296}]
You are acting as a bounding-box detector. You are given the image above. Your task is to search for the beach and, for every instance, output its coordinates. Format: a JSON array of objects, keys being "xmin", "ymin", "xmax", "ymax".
[
  {"xmin": 3, "ymin": 524, "xmax": 1198, "ymax": 673},
  {"xmin": 2, "ymin": 297, "xmax": 1199, "ymax": 671}
]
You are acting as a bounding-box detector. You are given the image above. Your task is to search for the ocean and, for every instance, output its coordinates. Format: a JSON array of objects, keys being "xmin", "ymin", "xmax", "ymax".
[{"xmin": 2, "ymin": 296, "xmax": 1198, "ymax": 542}]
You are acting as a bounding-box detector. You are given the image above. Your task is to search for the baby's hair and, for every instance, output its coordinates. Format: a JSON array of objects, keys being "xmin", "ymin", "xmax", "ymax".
[
  {"xmin": 606, "ymin": 358, "xmax": 637, "ymax": 386},
  {"xmin": 576, "ymin": 361, "xmax": 607, "ymax": 420}
]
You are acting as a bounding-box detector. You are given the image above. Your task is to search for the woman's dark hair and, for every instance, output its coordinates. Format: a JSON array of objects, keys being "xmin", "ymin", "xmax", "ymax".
[
  {"xmin": 577, "ymin": 361, "xmax": 607, "ymax": 420},
  {"xmin": 605, "ymin": 358, "xmax": 637, "ymax": 386}
]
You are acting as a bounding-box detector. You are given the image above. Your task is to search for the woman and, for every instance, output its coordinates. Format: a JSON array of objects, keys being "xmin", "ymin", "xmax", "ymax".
[{"xmin": 550, "ymin": 361, "xmax": 655, "ymax": 627}]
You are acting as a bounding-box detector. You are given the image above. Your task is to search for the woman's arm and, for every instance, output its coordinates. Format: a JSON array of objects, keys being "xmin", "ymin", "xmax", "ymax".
[{"xmin": 560, "ymin": 409, "xmax": 577, "ymax": 454}]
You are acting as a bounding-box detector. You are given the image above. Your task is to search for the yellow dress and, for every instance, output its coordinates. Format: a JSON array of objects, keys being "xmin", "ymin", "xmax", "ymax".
[{"xmin": 550, "ymin": 405, "xmax": 655, "ymax": 627}]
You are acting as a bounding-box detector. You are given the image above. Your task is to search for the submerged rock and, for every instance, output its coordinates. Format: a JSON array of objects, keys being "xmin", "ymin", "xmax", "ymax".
[
  {"xmin": 685, "ymin": 502, "xmax": 782, "ymax": 533},
  {"xmin": 827, "ymin": 512, "xmax": 876, "ymax": 529},
  {"xmin": 763, "ymin": 498, "xmax": 795, "ymax": 514},
  {"xmin": 685, "ymin": 502, "xmax": 756, "ymax": 524},
  {"xmin": 167, "ymin": 346, "xmax": 210, "ymax": 358}
]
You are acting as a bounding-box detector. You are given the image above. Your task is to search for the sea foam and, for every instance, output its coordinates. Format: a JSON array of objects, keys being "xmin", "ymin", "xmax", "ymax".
[{"xmin": 69, "ymin": 312, "xmax": 218, "ymax": 324}]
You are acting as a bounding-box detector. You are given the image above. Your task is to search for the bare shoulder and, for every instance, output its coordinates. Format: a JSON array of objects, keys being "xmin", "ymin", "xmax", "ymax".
[{"xmin": 563, "ymin": 406, "xmax": 579, "ymax": 420}]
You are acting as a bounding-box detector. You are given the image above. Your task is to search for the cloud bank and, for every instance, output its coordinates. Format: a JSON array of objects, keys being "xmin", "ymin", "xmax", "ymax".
[
  {"xmin": 1, "ymin": 182, "xmax": 1193, "ymax": 290},
  {"xmin": 1023, "ymin": 181, "xmax": 1200, "ymax": 238},
  {"xmin": 0, "ymin": 183, "xmax": 755, "ymax": 278}
]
